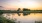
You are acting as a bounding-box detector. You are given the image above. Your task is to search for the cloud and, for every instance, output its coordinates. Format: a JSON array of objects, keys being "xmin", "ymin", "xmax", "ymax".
[{"xmin": 0, "ymin": 0, "xmax": 42, "ymax": 10}]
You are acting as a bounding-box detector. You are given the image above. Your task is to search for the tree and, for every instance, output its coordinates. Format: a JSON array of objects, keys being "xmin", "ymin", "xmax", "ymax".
[
  {"xmin": 17, "ymin": 8, "xmax": 21, "ymax": 11},
  {"xmin": 23, "ymin": 8, "xmax": 30, "ymax": 11}
]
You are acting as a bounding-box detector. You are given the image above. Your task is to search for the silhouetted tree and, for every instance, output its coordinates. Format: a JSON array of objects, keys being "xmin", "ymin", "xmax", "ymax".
[
  {"xmin": 23, "ymin": 8, "xmax": 30, "ymax": 11},
  {"xmin": 17, "ymin": 8, "xmax": 21, "ymax": 11}
]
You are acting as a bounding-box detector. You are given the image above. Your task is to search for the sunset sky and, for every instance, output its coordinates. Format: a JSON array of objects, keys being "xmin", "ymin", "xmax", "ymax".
[
  {"xmin": 0, "ymin": 0, "xmax": 42, "ymax": 22},
  {"xmin": 0, "ymin": 0, "xmax": 42, "ymax": 10}
]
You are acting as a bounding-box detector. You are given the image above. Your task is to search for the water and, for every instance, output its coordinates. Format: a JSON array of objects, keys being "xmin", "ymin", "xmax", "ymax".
[{"xmin": 2, "ymin": 13, "xmax": 42, "ymax": 23}]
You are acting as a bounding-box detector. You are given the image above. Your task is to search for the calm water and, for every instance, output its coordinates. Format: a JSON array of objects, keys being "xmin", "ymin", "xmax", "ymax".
[{"xmin": 2, "ymin": 13, "xmax": 42, "ymax": 23}]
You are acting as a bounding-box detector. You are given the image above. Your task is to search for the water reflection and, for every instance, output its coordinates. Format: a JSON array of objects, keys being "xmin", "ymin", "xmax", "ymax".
[
  {"xmin": 16, "ymin": 13, "xmax": 30, "ymax": 16},
  {"xmin": 0, "ymin": 13, "xmax": 42, "ymax": 23}
]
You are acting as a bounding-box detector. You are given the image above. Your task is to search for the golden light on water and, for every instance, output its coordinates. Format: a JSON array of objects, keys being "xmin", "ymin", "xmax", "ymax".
[
  {"xmin": 0, "ymin": 0, "xmax": 42, "ymax": 23},
  {"xmin": 3, "ymin": 13, "xmax": 42, "ymax": 22}
]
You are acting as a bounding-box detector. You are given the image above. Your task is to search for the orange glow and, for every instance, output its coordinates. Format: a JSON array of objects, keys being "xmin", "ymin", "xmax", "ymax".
[{"xmin": 1, "ymin": 0, "xmax": 42, "ymax": 10}]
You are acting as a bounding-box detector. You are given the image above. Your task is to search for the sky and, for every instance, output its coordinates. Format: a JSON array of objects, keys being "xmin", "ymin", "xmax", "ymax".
[
  {"xmin": 0, "ymin": 0, "xmax": 42, "ymax": 10},
  {"xmin": 0, "ymin": 0, "xmax": 42, "ymax": 22}
]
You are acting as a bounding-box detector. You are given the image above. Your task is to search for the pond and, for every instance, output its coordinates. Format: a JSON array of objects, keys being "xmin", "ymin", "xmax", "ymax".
[{"xmin": 2, "ymin": 13, "xmax": 42, "ymax": 23}]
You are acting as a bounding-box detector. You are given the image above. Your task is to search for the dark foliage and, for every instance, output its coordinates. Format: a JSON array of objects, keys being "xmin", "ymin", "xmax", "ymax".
[
  {"xmin": 0, "ymin": 15, "xmax": 15, "ymax": 23},
  {"xmin": 23, "ymin": 8, "xmax": 30, "ymax": 11}
]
